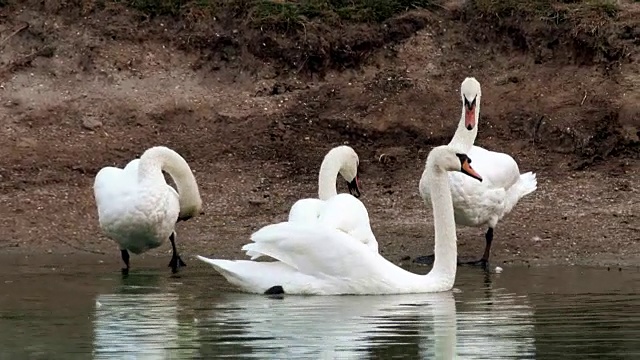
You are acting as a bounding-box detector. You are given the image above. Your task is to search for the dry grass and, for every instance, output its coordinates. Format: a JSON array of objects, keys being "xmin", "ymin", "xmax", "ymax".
[{"xmin": 121, "ymin": 0, "xmax": 439, "ymax": 28}]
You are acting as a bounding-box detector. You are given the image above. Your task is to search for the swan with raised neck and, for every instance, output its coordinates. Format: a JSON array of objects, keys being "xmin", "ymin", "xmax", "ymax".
[
  {"xmin": 418, "ymin": 77, "xmax": 538, "ymax": 268},
  {"xmin": 448, "ymin": 77, "xmax": 481, "ymax": 153}
]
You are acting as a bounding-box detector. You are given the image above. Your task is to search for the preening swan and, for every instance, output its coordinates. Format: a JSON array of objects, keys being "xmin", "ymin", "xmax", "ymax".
[
  {"xmin": 197, "ymin": 145, "xmax": 482, "ymax": 295},
  {"xmin": 418, "ymin": 77, "xmax": 537, "ymax": 268},
  {"xmin": 287, "ymin": 145, "xmax": 361, "ymax": 224},
  {"xmin": 93, "ymin": 146, "xmax": 203, "ymax": 275},
  {"xmin": 279, "ymin": 145, "xmax": 378, "ymax": 253}
]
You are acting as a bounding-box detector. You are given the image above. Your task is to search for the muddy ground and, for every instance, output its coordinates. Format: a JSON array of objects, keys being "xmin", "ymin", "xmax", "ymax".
[{"xmin": 0, "ymin": 0, "xmax": 638, "ymax": 269}]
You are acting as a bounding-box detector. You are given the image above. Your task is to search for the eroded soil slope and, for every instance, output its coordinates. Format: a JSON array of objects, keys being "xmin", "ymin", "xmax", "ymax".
[{"xmin": 0, "ymin": 0, "xmax": 638, "ymax": 267}]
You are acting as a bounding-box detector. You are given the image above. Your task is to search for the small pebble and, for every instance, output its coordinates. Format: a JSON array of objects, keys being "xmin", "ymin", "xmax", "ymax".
[{"xmin": 494, "ymin": 266, "xmax": 503, "ymax": 274}]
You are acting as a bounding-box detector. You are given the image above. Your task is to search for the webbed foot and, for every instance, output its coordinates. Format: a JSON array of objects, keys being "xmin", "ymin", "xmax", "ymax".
[
  {"xmin": 168, "ymin": 255, "xmax": 187, "ymax": 274},
  {"xmin": 460, "ymin": 258, "xmax": 489, "ymax": 270}
]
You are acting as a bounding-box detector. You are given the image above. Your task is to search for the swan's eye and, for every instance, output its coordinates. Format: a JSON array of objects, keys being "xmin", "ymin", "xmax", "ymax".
[{"xmin": 464, "ymin": 96, "xmax": 477, "ymax": 111}]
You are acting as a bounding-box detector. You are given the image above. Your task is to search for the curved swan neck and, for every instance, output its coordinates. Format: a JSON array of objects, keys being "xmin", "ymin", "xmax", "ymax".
[
  {"xmin": 448, "ymin": 100, "xmax": 480, "ymax": 153},
  {"xmin": 317, "ymin": 150, "xmax": 346, "ymax": 200},
  {"xmin": 424, "ymin": 163, "xmax": 458, "ymax": 281},
  {"xmin": 138, "ymin": 147, "xmax": 202, "ymax": 216}
]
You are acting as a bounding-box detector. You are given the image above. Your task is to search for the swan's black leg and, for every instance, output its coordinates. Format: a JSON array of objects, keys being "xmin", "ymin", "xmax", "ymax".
[
  {"xmin": 482, "ymin": 227, "xmax": 494, "ymax": 262},
  {"xmin": 168, "ymin": 232, "xmax": 186, "ymax": 274},
  {"xmin": 461, "ymin": 227, "xmax": 493, "ymax": 270},
  {"xmin": 121, "ymin": 249, "xmax": 130, "ymax": 276}
]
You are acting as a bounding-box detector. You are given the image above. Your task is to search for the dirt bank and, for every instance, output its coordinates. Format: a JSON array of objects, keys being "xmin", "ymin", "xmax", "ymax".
[{"xmin": 0, "ymin": 0, "xmax": 638, "ymax": 269}]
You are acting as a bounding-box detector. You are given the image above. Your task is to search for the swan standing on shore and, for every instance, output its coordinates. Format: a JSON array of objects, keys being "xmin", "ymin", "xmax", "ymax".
[
  {"xmin": 94, "ymin": 146, "xmax": 204, "ymax": 275},
  {"xmin": 418, "ymin": 78, "xmax": 537, "ymax": 268},
  {"xmin": 197, "ymin": 145, "xmax": 482, "ymax": 295}
]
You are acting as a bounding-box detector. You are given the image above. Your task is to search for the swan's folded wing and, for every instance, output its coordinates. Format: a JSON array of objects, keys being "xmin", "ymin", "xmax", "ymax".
[
  {"xmin": 243, "ymin": 221, "xmax": 378, "ymax": 279},
  {"xmin": 94, "ymin": 167, "xmax": 127, "ymax": 208},
  {"xmin": 287, "ymin": 198, "xmax": 324, "ymax": 224},
  {"xmin": 468, "ymin": 146, "xmax": 520, "ymax": 189},
  {"xmin": 449, "ymin": 172, "xmax": 506, "ymax": 225}
]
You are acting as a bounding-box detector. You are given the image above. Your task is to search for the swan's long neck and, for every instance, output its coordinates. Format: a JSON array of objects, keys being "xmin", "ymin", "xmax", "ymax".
[
  {"xmin": 448, "ymin": 102, "xmax": 479, "ymax": 153},
  {"xmin": 138, "ymin": 147, "xmax": 202, "ymax": 216},
  {"xmin": 424, "ymin": 166, "xmax": 458, "ymax": 282},
  {"xmin": 317, "ymin": 156, "xmax": 341, "ymax": 200}
]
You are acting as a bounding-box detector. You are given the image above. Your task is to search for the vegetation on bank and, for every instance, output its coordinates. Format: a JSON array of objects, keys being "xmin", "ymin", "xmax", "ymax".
[
  {"xmin": 2, "ymin": 0, "xmax": 626, "ymax": 72},
  {"xmin": 466, "ymin": 0, "xmax": 629, "ymax": 65},
  {"xmin": 121, "ymin": 0, "xmax": 621, "ymax": 21},
  {"xmin": 472, "ymin": 0, "xmax": 619, "ymax": 20},
  {"xmin": 115, "ymin": 0, "xmax": 624, "ymax": 38},
  {"xmin": 122, "ymin": 0, "xmax": 439, "ymax": 25}
]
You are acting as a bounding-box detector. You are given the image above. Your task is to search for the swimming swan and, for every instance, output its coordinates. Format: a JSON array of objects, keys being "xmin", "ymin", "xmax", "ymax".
[
  {"xmin": 93, "ymin": 146, "xmax": 203, "ymax": 275},
  {"xmin": 418, "ymin": 77, "xmax": 537, "ymax": 268},
  {"xmin": 287, "ymin": 145, "xmax": 361, "ymax": 224},
  {"xmin": 197, "ymin": 145, "xmax": 482, "ymax": 295}
]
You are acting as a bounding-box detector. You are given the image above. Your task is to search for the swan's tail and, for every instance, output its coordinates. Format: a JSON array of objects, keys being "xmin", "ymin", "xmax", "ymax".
[
  {"xmin": 196, "ymin": 256, "xmax": 246, "ymax": 287},
  {"xmin": 503, "ymin": 172, "xmax": 537, "ymax": 216},
  {"xmin": 196, "ymin": 255, "xmax": 298, "ymax": 294}
]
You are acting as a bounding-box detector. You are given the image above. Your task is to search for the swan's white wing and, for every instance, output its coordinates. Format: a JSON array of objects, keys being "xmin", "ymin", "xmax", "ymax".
[
  {"xmin": 243, "ymin": 222, "xmax": 380, "ymax": 278},
  {"xmin": 94, "ymin": 164, "xmax": 140, "ymax": 225},
  {"xmin": 287, "ymin": 198, "xmax": 324, "ymax": 223},
  {"xmin": 468, "ymin": 146, "xmax": 520, "ymax": 190},
  {"xmin": 284, "ymin": 194, "xmax": 379, "ymax": 253},
  {"xmin": 318, "ymin": 194, "xmax": 379, "ymax": 253},
  {"xmin": 244, "ymin": 197, "xmax": 325, "ymax": 259},
  {"xmin": 449, "ymin": 176, "xmax": 506, "ymax": 227},
  {"xmin": 502, "ymin": 172, "xmax": 537, "ymax": 216}
]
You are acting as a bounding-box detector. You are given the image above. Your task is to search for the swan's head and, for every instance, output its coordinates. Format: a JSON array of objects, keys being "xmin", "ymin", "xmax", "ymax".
[
  {"xmin": 460, "ymin": 77, "xmax": 481, "ymax": 131},
  {"xmin": 428, "ymin": 145, "xmax": 482, "ymax": 182},
  {"xmin": 328, "ymin": 145, "xmax": 361, "ymax": 198}
]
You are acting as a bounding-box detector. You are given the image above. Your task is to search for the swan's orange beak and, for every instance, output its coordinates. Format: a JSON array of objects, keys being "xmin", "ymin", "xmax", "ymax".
[
  {"xmin": 464, "ymin": 96, "xmax": 476, "ymax": 130},
  {"xmin": 461, "ymin": 158, "xmax": 482, "ymax": 182},
  {"xmin": 347, "ymin": 176, "xmax": 361, "ymax": 198}
]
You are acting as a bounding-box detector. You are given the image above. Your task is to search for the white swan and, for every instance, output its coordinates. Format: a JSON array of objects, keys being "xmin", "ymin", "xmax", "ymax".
[
  {"xmin": 197, "ymin": 145, "xmax": 482, "ymax": 295},
  {"xmin": 418, "ymin": 77, "xmax": 537, "ymax": 268},
  {"xmin": 287, "ymin": 145, "xmax": 361, "ymax": 223},
  {"xmin": 93, "ymin": 146, "xmax": 203, "ymax": 275},
  {"xmin": 279, "ymin": 145, "xmax": 378, "ymax": 253}
]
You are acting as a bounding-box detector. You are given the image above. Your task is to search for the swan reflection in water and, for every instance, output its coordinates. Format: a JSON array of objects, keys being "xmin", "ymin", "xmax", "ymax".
[
  {"xmin": 91, "ymin": 276, "xmax": 535, "ymax": 358},
  {"xmin": 92, "ymin": 290, "xmax": 198, "ymax": 359},
  {"xmin": 200, "ymin": 289, "xmax": 535, "ymax": 359},
  {"xmin": 456, "ymin": 292, "xmax": 536, "ymax": 358}
]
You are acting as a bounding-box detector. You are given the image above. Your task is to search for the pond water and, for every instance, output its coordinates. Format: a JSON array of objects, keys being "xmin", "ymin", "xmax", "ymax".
[{"xmin": 0, "ymin": 255, "xmax": 639, "ymax": 359}]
